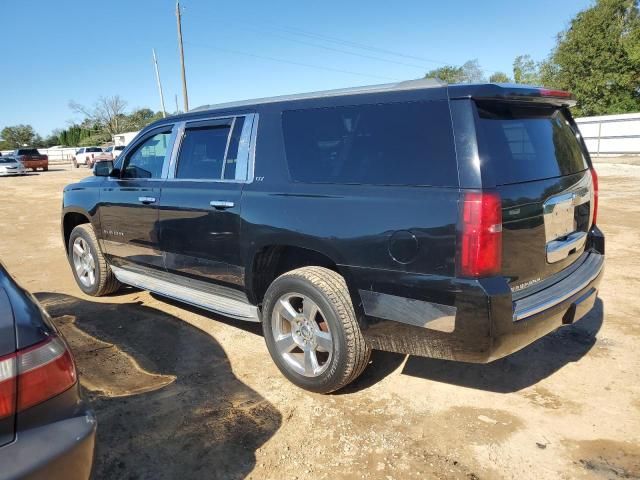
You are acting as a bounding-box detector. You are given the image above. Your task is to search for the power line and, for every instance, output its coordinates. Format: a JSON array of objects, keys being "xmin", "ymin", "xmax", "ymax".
[
  {"xmin": 235, "ymin": 20, "xmax": 509, "ymax": 76},
  {"xmin": 233, "ymin": 24, "xmax": 431, "ymax": 71},
  {"xmin": 185, "ymin": 41, "xmax": 399, "ymax": 81}
]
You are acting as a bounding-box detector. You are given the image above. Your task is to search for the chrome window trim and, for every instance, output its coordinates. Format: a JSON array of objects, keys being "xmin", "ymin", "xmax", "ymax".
[{"xmin": 167, "ymin": 113, "xmax": 258, "ymax": 184}]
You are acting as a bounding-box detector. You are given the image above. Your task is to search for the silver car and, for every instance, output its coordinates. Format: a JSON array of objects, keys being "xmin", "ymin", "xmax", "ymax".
[{"xmin": 0, "ymin": 156, "xmax": 27, "ymax": 176}]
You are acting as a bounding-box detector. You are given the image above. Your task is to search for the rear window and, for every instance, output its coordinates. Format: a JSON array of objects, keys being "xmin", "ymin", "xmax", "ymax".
[
  {"xmin": 17, "ymin": 149, "xmax": 39, "ymax": 155},
  {"xmin": 474, "ymin": 102, "xmax": 588, "ymax": 185},
  {"xmin": 282, "ymin": 100, "xmax": 458, "ymax": 186},
  {"xmin": 86, "ymin": 147, "xmax": 102, "ymax": 153}
]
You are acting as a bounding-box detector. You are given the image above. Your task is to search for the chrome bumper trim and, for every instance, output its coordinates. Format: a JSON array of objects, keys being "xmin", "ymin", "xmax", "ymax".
[
  {"xmin": 359, "ymin": 290, "xmax": 457, "ymax": 332},
  {"xmin": 513, "ymin": 253, "xmax": 604, "ymax": 322}
]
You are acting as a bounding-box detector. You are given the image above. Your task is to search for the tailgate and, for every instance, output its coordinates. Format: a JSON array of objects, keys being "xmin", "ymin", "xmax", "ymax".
[{"xmin": 473, "ymin": 100, "xmax": 595, "ymax": 291}]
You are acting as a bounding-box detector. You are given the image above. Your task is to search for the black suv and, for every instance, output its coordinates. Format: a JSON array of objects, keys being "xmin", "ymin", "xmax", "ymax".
[{"xmin": 61, "ymin": 80, "xmax": 604, "ymax": 393}]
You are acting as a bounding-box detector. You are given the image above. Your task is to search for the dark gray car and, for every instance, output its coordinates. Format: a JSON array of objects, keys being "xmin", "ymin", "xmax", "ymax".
[{"xmin": 0, "ymin": 262, "xmax": 95, "ymax": 479}]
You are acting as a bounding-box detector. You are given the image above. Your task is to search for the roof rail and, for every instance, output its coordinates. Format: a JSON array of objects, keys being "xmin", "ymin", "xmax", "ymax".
[{"xmin": 191, "ymin": 78, "xmax": 445, "ymax": 113}]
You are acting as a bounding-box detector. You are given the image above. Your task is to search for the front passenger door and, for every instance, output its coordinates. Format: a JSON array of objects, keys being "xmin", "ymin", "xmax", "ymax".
[{"xmin": 99, "ymin": 126, "xmax": 175, "ymax": 272}]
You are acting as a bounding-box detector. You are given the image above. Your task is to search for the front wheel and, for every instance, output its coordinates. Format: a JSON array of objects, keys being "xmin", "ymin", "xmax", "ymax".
[
  {"xmin": 68, "ymin": 224, "xmax": 121, "ymax": 296},
  {"xmin": 262, "ymin": 266, "xmax": 370, "ymax": 393}
]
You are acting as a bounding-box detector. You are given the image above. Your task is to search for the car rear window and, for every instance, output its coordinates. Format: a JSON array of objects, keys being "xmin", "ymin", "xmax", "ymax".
[
  {"xmin": 474, "ymin": 102, "xmax": 588, "ymax": 185},
  {"xmin": 86, "ymin": 147, "xmax": 102, "ymax": 153},
  {"xmin": 17, "ymin": 149, "xmax": 39, "ymax": 155},
  {"xmin": 282, "ymin": 100, "xmax": 458, "ymax": 187}
]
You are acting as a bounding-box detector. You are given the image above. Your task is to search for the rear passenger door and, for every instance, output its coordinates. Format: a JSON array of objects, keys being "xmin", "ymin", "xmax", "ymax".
[{"xmin": 159, "ymin": 114, "xmax": 256, "ymax": 288}]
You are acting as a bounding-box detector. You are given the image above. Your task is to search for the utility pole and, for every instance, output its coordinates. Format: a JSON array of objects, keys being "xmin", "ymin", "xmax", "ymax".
[
  {"xmin": 152, "ymin": 49, "xmax": 167, "ymax": 118},
  {"xmin": 175, "ymin": 94, "xmax": 179, "ymax": 114},
  {"xmin": 176, "ymin": 1, "xmax": 189, "ymax": 112}
]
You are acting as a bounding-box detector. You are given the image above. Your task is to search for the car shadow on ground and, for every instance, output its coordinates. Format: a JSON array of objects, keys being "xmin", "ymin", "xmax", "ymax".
[
  {"xmin": 149, "ymin": 293, "xmax": 409, "ymax": 394},
  {"xmin": 401, "ymin": 299, "xmax": 604, "ymax": 393},
  {"xmin": 35, "ymin": 292, "xmax": 282, "ymax": 480}
]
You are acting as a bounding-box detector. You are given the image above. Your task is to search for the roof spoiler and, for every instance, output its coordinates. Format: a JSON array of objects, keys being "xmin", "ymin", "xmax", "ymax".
[{"xmin": 449, "ymin": 84, "xmax": 577, "ymax": 107}]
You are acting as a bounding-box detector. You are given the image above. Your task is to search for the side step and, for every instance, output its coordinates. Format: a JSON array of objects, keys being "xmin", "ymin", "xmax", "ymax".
[{"xmin": 111, "ymin": 266, "xmax": 260, "ymax": 322}]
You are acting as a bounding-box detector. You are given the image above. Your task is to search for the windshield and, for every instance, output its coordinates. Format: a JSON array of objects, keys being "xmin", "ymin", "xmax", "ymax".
[
  {"xmin": 0, "ymin": 158, "xmax": 17, "ymax": 164},
  {"xmin": 474, "ymin": 102, "xmax": 588, "ymax": 185}
]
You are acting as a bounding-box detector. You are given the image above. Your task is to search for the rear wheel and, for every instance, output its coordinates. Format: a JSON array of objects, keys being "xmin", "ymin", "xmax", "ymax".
[
  {"xmin": 68, "ymin": 224, "xmax": 120, "ymax": 296},
  {"xmin": 262, "ymin": 267, "xmax": 370, "ymax": 393}
]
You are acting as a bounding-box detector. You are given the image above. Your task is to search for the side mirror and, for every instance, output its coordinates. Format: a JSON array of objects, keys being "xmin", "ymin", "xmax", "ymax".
[{"xmin": 93, "ymin": 160, "xmax": 114, "ymax": 177}]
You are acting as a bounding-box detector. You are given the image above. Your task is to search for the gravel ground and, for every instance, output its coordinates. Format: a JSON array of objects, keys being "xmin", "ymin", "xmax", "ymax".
[{"xmin": 0, "ymin": 163, "xmax": 638, "ymax": 480}]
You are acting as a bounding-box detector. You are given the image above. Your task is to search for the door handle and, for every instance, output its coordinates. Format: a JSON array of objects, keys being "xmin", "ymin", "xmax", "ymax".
[
  {"xmin": 210, "ymin": 200, "xmax": 235, "ymax": 210},
  {"xmin": 138, "ymin": 196, "xmax": 157, "ymax": 205}
]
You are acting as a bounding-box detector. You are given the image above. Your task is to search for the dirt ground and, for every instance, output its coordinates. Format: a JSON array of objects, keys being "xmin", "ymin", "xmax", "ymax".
[{"xmin": 0, "ymin": 162, "xmax": 639, "ymax": 480}]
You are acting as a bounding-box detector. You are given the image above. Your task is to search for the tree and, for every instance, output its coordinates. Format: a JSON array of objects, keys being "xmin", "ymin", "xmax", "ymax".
[
  {"xmin": 0, "ymin": 124, "xmax": 41, "ymax": 149},
  {"xmin": 425, "ymin": 59, "xmax": 486, "ymax": 83},
  {"xmin": 461, "ymin": 59, "xmax": 485, "ymax": 83},
  {"xmin": 548, "ymin": 0, "xmax": 640, "ymax": 116},
  {"xmin": 425, "ymin": 65, "xmax": 465, "ymax": 83},
  {"xmin": 125, "ymin": 108, "xmax": 164, "ymax": 131},
  {"xmin": 513, "ymin": 55, "xmax": 542, "ymax": 85},
  {"xmin": 489, "ymin": 71, "xmax": 512, "ymax": 83},
  {"xmin": 69, "ymin": 95, "xmax": 128, "ymax": 137}
]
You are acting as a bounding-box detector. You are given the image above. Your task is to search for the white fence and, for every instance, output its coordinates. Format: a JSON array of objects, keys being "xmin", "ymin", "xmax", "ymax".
[
  {"xmin": 575, "ymin": 112, "xmax": 640, "ymax": 156},
  {"xmin": 1, "ymin": 147, "xmax": 77, "ymax": 162}
]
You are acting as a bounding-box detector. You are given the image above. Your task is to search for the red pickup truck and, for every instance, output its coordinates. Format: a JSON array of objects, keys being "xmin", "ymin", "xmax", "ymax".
[{"xmin": 12, "ymin": 148, "xmax": 48, "ymax": 171}]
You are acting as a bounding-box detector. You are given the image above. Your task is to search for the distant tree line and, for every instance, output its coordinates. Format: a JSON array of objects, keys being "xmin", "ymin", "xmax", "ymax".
[
  {"xmin": 0, "ymin": 95, "xmax": 165, "ymax": 150},
  {"xmin": 426, "ymin": 0, "xmax": 640, "ymax": 116}
]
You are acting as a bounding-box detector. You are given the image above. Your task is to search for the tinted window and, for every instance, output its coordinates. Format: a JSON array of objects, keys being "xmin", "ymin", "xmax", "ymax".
[
  {"xmin": 122, "ymin": 130, "xmax": 171, "ymax": 179},
  {"xmin": 282, "ymin": 101, "xmax": 457, "ymax": 186},
  {"xmin": 475, "ymin": 102, "xmax": 588, "ymax": 185},
  {"xmin": 17, "ymin": 149, "xmax": 39, "ymax": 155},
  {"xmin": 176, "ymin": 125, "xmax": 230, "ymax": 179},
  {"xmin": 86, "ymin": 147, "xmax": 102, "ymax": 153}
]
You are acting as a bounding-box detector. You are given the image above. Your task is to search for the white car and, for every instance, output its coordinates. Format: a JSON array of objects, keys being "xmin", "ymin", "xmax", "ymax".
[
  {"xmin": 72, "ymin": 147, "xmax": 103, "ymax": 168},
  {"xmin": 104, "ymin": 145, "xmax": 125, "ymax": 159},
  {"xmin": 0, "ymin": 156, "xmax": 27, "ymax": 176}
]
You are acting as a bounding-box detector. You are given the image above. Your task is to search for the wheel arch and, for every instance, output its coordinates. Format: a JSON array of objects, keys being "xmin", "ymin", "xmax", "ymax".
[
  {"xmin": 245, "ymin": 242, "xmax": 365, "ymax": 323},
  {"xmin": 62, "ymin": 209, "xmax": 92, "ymax": 254}
]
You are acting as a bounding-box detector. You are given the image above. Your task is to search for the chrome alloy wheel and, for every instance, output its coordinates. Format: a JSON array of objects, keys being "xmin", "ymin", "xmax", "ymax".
[
  {"xmin": 271, "ymin": 293, "xmax": 334, "ymax": 377},
  {"xmin": 72, "ymin": 237, "xmax": 96, "ymax": 288}
]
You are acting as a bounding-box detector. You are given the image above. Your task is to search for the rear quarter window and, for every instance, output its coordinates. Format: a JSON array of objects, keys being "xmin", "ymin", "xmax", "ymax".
[
  {"xmin": 474, "ymin": 102, "xmax": 588, "ymax": 185},
  {"xmin": 282, "ymin": 100, "xmax": 458, "ymax": 187}
]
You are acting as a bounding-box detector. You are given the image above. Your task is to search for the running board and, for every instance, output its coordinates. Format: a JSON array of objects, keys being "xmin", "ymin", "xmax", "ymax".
[{"xmin": 110, "ymin": 266, "xmax": 260, "ymax": 322}]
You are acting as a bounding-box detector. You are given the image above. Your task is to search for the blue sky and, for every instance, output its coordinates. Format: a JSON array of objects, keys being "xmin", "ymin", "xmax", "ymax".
[{"xmin": 1, "ymin": 0, "xmax": 592, "ymax": 136}]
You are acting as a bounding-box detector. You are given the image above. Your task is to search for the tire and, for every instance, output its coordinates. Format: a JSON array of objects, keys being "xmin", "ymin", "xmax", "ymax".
[
  {"xmin": 43, "ymin": 166, "xmax": 48, "ymax": 171},
  {"xmin": 68, "ymin": 224, "xmax": 120, "ymax": 296},
  {"xmin": 262, "ymin": 266, "xmax": 370, "ymax": 393}
]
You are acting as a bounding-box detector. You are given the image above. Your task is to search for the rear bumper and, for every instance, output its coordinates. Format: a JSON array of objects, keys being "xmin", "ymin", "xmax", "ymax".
[
  {"xmin": 354, "ymin": 251, "xmax": 604, "ymax": 363},
  {"xmin": 21, "ymin": 160, "xmax": 47, "ymax": 169},
  {"xmin": 0, "ymin": 404, "xmax": 96, "ymax": 480}
]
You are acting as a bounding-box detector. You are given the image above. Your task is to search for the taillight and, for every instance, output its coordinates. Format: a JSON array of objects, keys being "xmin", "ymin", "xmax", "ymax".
[
  {"xmin": 0, "ymin": 354, "xmax": 16, "ymax": 420},
  {"xmin": 459, "ymin": 192, "xmax": 502, "ymax": 277},
  {"xmin": 0, "ymin": 337, "xmax": 76, "ymax": 419},
  {"xmin": 42, "ymin": 155, "xmax": 48, "ymax": 161},
  {"xmin": 590, "ymin": 167, "xmax": 599, "ymax": 227}
]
